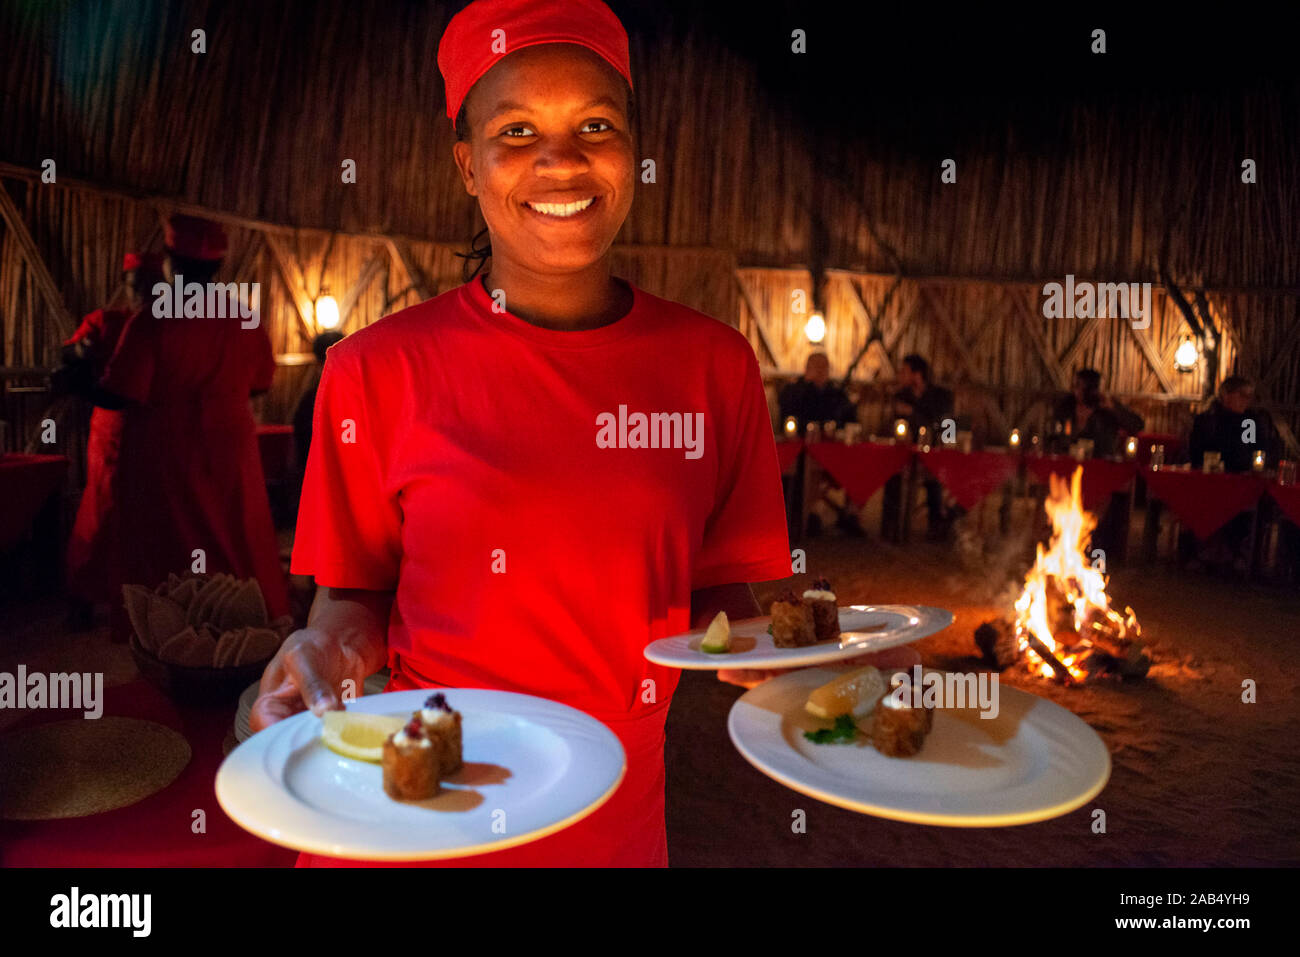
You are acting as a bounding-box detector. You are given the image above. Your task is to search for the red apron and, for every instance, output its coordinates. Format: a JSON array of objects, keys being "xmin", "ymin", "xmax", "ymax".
[{"xmin": 296, "ymin": 664, "xmax": 668, "ymax": 868}]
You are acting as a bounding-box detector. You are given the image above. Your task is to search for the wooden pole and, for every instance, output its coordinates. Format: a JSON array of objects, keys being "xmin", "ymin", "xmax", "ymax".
[{"xmin": 0, "ymin": 182, "xmax": 75, "ymax": 341}]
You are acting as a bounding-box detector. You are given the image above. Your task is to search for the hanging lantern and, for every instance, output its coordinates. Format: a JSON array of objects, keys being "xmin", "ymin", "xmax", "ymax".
[
  {"xmin": 804, "ymin": 312, "xmax": 826, "ymax": 344},
  {"xmin": 315, "ymin": 294, "xmax": 341, "ymax": 331},
  {"xmin": 1174, "ymin": 337, "xmax": 1199, "ymax": 373}
]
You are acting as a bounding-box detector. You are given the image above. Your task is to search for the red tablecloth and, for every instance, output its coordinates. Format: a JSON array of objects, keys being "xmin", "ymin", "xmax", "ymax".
[
  {"xmin": 256, "ymin": 424, "xmax": 295, "ymax": 483},
  {"xmin": 1144, "ymin": 469, "xmax": 1266, "ymax": 539},
  {"xmin": 0, "ymin": 454, "xmax": 69, "ymax": 551},
  {"xmin": 1136, "ymin": 432, "xmax": 1186, "ymax": 468},
  {"xmin": 917, "ymin": 448, "xmax": 1019, "ymax": 510},
  {"xmin": 1266, "ymin": 482, "xmax": 1300, "ymax": 529},
  {"xmin": 0, "ymin": 678, "xmax": 296, "ymax": 867},
  {"xmin": 1025, "ymin": 456, "xmax": 1137, "ymax": 509},
  {"xmin": 805, "ymin": 441, "xmax": 914, "ymax": 505},
  {"xmin": 774, "ymin": 440, "xmax": 803, "ymax": 473}
]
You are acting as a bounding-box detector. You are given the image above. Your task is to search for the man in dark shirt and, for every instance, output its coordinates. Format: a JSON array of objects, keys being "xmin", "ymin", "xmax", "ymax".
[
  {"xmin": 1189, "ymin": 376, "xmax": 1279, "ymax": 473},
  {"xmin": 779, "ymin": 352, "xmax": 855, "ymax": 431},
  {"xmin": 778, "ymin": 353, "xmax": 862, "ymax": 536},
  {"xmin": 888, "ymin": 354, "xmax": 955, "ymax": 540},
  {"xmin": 1050, "ymin": 368, "xmax": 1144, "ymax": 458},
  {"xmin": 892, "ymin": 354, "xmax": 953, "ymax": 437}
]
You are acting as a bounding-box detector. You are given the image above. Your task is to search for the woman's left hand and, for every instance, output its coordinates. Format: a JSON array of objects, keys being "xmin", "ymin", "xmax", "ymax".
[{"xmin": 717, "ymin": 644, "xmax": 923, "ymax": 690}]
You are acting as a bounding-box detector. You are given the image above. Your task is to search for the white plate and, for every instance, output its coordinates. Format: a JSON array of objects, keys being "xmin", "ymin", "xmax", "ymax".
[
  {"xmin": 234, "ymin": 672, "xmax": 390, "ymax": 743},
  {"xmin": 727, "ymin": 666, "xmax": 1110, "ymax": 826},
  {"xmin": 216, "ymin": 689, "xmax": 626, "ymax": 860},
  {"xmin": 644, "ymin": 605, "xmax": 954, "ymax": 670}
]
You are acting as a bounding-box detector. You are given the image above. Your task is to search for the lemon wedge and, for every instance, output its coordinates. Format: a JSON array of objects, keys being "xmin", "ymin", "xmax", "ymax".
[
  {"xmin": 805, "ymin": 665, "xmax": 887, "ymax": 719},
  {"xmin": 700, "ymin": 610, "xmax": 731, "ymax": 653},
  {"xmin": 320, "ymin": 711, "xmax": 405, "ymax": 763}
]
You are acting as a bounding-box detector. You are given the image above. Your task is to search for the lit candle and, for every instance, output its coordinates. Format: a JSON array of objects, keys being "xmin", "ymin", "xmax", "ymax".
[
  {"xmin": 1125, "ymin": 437, "xmax": 1138, "ymax": 459},
  {"xmin": 784, "ymin": 416, "xmax": 798, "ymax": 436},
  {"xmin": 894, "ymin": 418, "xmax": 909, "ymax": 440},
  {"xmin": 1253, "ymin": 450, "xmax": 1266, "ymax": 472},
  {"xmin": 1009, "ymin": 429, "xmax": 1021, "ymax": 448}
]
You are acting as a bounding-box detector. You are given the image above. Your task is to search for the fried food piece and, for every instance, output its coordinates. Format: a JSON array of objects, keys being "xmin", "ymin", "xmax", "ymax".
[
  {"xmin": 802, "ymin": 576, "xmax": 839, "ymax": 642},
  {"xmin": 870, "ymin": 689, "xmax": 934, "ymax": 757},
  {"xmin": 770, "ymin": 591, "xmax": 816, "ymax": 648},
  {"xmin": 382, "ymin": 718, "xmax": 441, "ymax": 800}
]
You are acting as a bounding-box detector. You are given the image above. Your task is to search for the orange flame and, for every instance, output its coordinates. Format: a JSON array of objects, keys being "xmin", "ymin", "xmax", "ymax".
[{"xmin": 1014, "ymin": 467, "xmax": 1141, "ymax": 682}]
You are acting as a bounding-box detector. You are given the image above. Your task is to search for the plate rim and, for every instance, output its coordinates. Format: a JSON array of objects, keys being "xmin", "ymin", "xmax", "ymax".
[
  {"xmin": 726, "ymin": 667, "xmax": 1111, "ymax": 827},
  {"xmin": 215, "ymin": 688, "xmax": 627, "ymax": 860},
  {"xmin": 644, "ymin": 605, "xmax": 955, "ymax": 670}
]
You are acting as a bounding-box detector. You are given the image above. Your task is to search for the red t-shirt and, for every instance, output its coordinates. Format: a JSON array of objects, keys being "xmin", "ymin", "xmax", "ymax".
[
  {"xmin": 291, "ymin": 277, "xmax": 790, "ymax": 864},
  {"xmin": 293, "ymin": 276, "xmax": 790, "ymax": 711}
]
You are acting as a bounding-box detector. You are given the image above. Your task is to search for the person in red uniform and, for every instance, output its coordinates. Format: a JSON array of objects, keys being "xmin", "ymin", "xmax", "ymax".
[
  {"xmin": 96, "ymin": 215, "xmax": 288, "ymax": 624},
  {"xmin": 250, "ymin": 0, "xmax": 794, "ymax": 866},
  {"xmin": 61, "ymin": 252, "xmax": 164, "ymax": 615}
]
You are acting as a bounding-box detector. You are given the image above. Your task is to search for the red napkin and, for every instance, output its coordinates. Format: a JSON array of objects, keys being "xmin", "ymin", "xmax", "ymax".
[
  {"xmin": 806, "ymin": 441, "xmax": 914, "ymax": 506},
  {"xmin": 918, "ymin": 448, "xmax": 1019, "ymax": 510},
  {"xmin": 1144, "ymin": 470, "xmax": 1266, "ymax": 539},
  {"xmin": 774, "ymin": 440, "xmax": 804, "ymax": 473}
]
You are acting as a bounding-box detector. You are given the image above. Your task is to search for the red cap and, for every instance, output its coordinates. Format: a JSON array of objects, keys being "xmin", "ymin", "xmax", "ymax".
[
  {"xmin": 437, "ymin": 0, "xmax": 633, "ymax": 130},
  {"xmin": 122, "ymin": 251, "xmax": 164, "ymax": 272},
  {"xmin": 164, "ymin": 214, "xmax": 228, "ymax": 261}
]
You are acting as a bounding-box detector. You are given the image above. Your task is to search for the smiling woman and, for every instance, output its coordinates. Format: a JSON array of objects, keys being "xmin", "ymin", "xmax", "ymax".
[
  {"xmin": 449, "ymin": 42, "xmax": 638, "ymax": 325},
  {"xmin": 254, "ymin": 0, "xmax": 794, "ymax": 868}
]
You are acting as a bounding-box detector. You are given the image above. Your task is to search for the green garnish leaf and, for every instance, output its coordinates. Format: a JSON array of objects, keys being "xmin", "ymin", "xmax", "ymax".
[
  {"xmin": 803, "ymin": 713, "xmax": 859, "ymax": 744},
  {"xmin": 766, "ymin": 623, "xmax": 774, "ymax": 635}
]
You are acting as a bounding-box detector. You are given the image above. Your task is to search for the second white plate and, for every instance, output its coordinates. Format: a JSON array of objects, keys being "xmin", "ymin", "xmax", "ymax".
[
  {"xmin": 643, "ymin": 605, "xmax": 954, "ymax": 670},
  {"xmin": 727, "ymin": 666, "xmax": 1111, "ymax": 826}
]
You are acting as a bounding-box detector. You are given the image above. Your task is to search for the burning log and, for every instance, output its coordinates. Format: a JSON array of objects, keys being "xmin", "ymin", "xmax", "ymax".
[
  {"xmin": 1022, "ymin": 631, "xmax": 1078, "ymax": 685},
  {"xmin": 974, "ymin": 618, "xmax": 1019, "ymax": 669}
]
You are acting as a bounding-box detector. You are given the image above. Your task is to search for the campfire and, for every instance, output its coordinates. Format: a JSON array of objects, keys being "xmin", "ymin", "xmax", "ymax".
[{"xmin": 977, "ymin": 467, "xmax": 1150, "ymax": 684}]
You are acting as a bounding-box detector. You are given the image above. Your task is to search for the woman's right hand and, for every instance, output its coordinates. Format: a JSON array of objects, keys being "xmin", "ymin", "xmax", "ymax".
[{"xmin": 248, "ymin": 626, "xmax": 373, "ymax": 733}]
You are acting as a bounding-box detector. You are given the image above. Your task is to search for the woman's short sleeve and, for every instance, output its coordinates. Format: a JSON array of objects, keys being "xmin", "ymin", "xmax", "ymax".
[
  {"xmin": 691, "ymin": 346, "xmax": 792, "ymax": 590},
  {"xmin": 289, "ymin": 353, "xmax": 402, "ymax": 590}
]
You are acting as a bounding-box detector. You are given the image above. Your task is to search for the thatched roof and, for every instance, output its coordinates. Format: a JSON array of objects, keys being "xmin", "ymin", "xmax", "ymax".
[{"xmin": 1, "ymin": 2, "xmax": 1297, "ymax": 456}]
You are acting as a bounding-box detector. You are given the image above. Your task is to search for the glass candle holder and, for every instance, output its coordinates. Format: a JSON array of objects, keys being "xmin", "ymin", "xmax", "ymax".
[
  {"xmin": 1009, "ymin": 429, "xmax": 1021, "ymax": 449},
  {"xmin": 783, "ymin": 416, "xmax": 798, "ymax": 437},
  {"xmin": 1125, "ymin": 437, "xmax": 1138, "ymax": 459}
]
